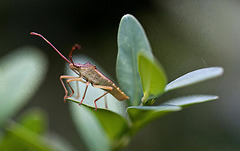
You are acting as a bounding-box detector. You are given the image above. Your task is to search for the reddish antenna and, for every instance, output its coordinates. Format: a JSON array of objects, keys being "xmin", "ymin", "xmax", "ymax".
[
  {"xmin": 69, "ymin": 44, "xmax": 81, "ymax": 64},
  {"xmin": 30, "ymin": 32, "xmax": 71, "ymax": 64}
]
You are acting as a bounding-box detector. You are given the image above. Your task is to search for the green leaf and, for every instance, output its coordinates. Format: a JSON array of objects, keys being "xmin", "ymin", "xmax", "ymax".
[
  {"xmin": 138, "ymin": 53, "xmax": 167, "ymax": 105},
  {"xmin": 69, "ymin": 98, "xmax": 129, "ymax": 151},
  {"xmin": 68, "ymin": 98, "xmax": 129, "ymax": 139},
  {"xmin": 127, "ymin": 105, "xmax": 181, "ymax": 135},
  {"xmin": 0, "ymin": 47, "xmax": 48, "ymax": 126},
  {"xmin": 0, "ymin": 109, "xmax": 76, "ymax": 151},
  {"xmin": 18, "ymin": 108, "xmax": 47, "ymax": 134},
  {"xmin": 165, "ymin": 67, "xmax": 223, "ymax": 92},
  {"xmin": 0, "ymin": 109, "xmax": 48, "ymax": 151},
  {"xmin": 70, "ymin": 102, "xmax": 110, "ymax": 151},
  {"xmin": 163, "ymin": 95, "xmax": 219, "ymax": 108},
  {"xmin": 2, "ymin": 121, "xmax": 52, "ymax": 151},
  {"xmin": 117, "ymin": 14, "xmax": 154, "ymax": 106}
]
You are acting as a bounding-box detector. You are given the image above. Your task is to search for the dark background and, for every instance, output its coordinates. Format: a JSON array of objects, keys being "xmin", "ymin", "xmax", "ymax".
[{"xmin": 1, "ymin": 0, "xmax": 240, "ymax": 150}]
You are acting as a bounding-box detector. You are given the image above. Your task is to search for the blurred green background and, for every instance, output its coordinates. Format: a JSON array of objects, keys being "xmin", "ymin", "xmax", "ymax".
[{"xmin": 1, "ymin": 0, "xmax": 240, "ymax": 150}]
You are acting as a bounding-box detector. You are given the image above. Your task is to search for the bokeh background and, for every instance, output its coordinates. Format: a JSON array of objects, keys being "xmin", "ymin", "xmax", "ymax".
[{"xmin": 1, "ymin": 0, "xmax": 240, "ymax": 150}]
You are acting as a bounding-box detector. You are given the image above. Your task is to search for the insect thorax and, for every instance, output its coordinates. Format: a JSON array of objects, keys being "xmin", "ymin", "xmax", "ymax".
[{"xmin": 80, "ymin": 67, "xmax": 102, "ymax": 84}]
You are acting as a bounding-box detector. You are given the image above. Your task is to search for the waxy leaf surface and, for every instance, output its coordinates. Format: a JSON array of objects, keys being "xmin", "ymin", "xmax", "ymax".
[
  {"xmin": 69, "ymin": 99, "xmax": 129, "ymax": 151},
  {"xmin": 138, "ymin": 53, "xmax": 167, "ymax": 104},
  {"xmin": 68, "ymin": 98, "xmax": 129, "ymax": 140},
  {"xmin": 165, "ymin": 67, "xmax": 223, "ymax": 92},
  {"xmin": 164, "ymin": 95, "xmax": 219, "ymax": 108},
  {"xmin": 117, "ymin": 14, "xmax": 153, "ymax": 106}
]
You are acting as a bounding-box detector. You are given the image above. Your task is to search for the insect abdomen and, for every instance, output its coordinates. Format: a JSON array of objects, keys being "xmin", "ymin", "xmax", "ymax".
[
  {"xmin": 109, "ymin": 84, "xmax": 129, "ymax": 101},
  {"xmin": 92, "ymin": 69, "xmax": 129, "ymax": 101}
]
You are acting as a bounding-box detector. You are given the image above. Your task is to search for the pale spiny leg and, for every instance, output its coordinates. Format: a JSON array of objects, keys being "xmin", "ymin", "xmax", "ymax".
[
  {"xmin": 60, "ymin": 75, "xmax": 85, "ymax": 103},
  {"xmin": 76, "ymin": 81, "xmax": 80, "ymax": 99},
  {"xmin": 79, "ymin": 81, "xmax": 90, "ymax": 105},
  {"xmin": 67, "ymin": 78, "xmax": 86, "ymax": 98},
  {"xmin": 60, "ymin": 75, "xmax": 77, "ymax": 103},
  {"xmin": 92, "ymin": 84, "xmax": 113, "ymax": 111},
  {"xmin": 104, "ymin": 95, "xmax": 108, "ymax": 109}
]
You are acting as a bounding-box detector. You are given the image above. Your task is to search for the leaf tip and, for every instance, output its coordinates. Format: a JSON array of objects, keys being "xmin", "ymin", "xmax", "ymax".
[
  {"xmin": 213, "ymin": 95, "xmax": 219, "ymax": 100},
  {"xmin": 216, "ymin": 67, "xmax": 224, "ymax": 75},
  {"xmin": 122, "ymin": 14, "xmax": 134, "ymax": 19}
]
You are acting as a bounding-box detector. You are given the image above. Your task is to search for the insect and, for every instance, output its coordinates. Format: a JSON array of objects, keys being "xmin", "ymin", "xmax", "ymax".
[{"xmin": 30, "ymin": 32, "xmax": 129, "ymax": 110}]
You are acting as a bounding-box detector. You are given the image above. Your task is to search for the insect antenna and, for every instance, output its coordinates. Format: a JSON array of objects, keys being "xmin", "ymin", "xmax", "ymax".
[
  {"xmin": 69, "ymin": 44, "xmax": 81, "ymax": 65},
  {"xmin": 30, "ymin": 32, "xmax": 71, "ymax": 64}
]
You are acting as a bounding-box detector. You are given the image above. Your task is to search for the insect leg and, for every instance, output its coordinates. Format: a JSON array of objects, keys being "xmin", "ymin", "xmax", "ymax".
[
  {"xmin": 76, "ymin": 81, "xmax": 80, "ymax": 99},
  {"xmin": 79, "ymin": 81, "xmax": 90, "ymax": 105},
  {"xmin": 92, "ymin": 85, "xmax": 113, "ymax": 90},
  {"xmin": 60, "ymin": 75, "xmax": 77, "ymax": 103},
  {"xmin": 60, "ymin": 76, "xmax": 85, "ymax": 102},
  {"xmin": 66, "ymin": 78, "xmax": 85, "ymax": 96},
  {"xmin": 92, "ymin": 84, "xmax": 113, "ymax": 110},
  {"xmin": 104, "ymin": 95, "xmax": 108, "ymax": 109},
  {"xmin": 66, "ymin": 78, "xmax": 86, "ymax": 98}
]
